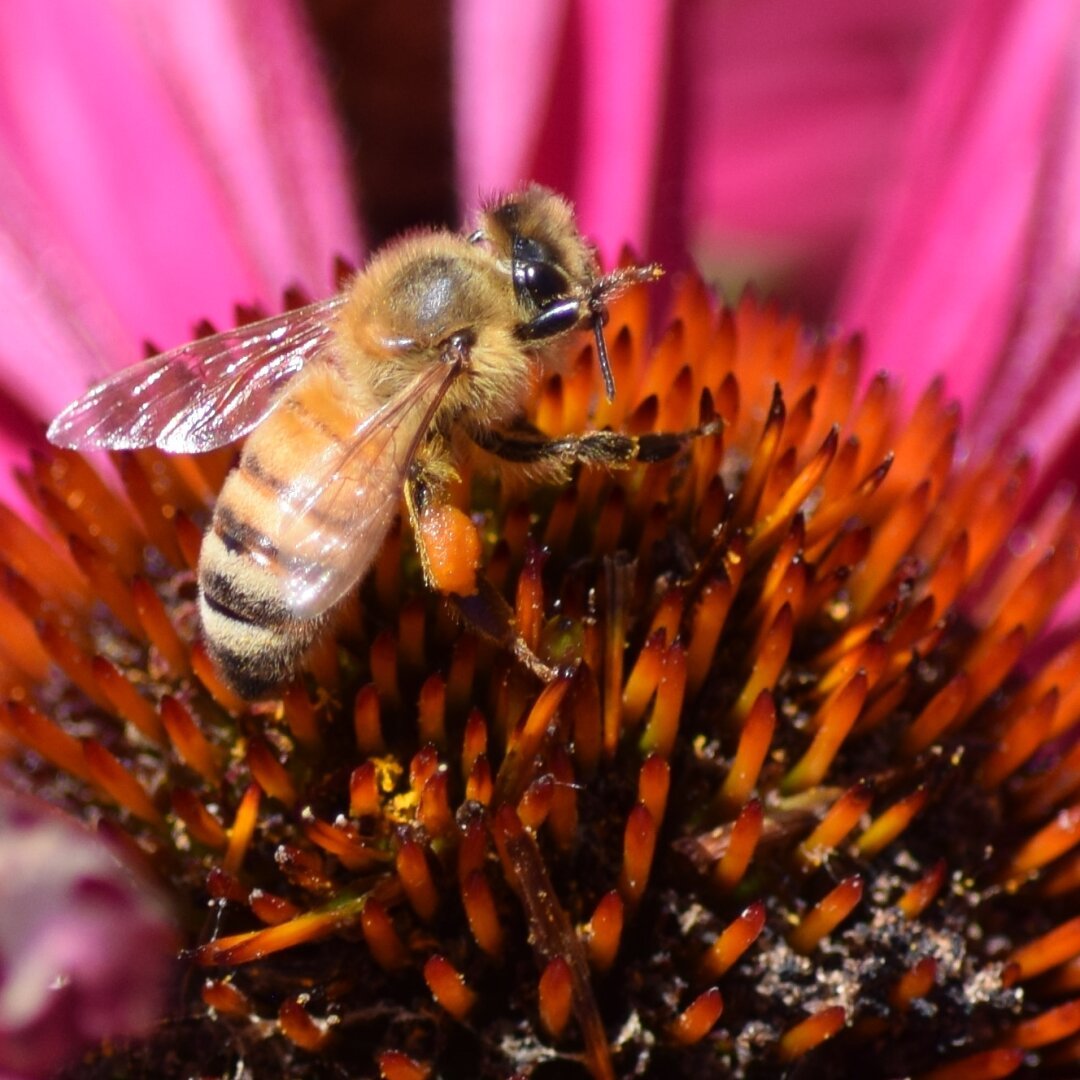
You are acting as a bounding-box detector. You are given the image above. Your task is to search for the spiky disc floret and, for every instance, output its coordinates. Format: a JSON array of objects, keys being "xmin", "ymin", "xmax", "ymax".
[{"xmin": 2, "ymin": 274, "xmax": 1079, "ymax": 1079}]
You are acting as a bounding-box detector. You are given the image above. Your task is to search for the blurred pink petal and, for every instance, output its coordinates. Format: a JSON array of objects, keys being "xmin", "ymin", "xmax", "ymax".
[
  {"xmin": 0, "ymin": 0, "xmax": 359, "ymax": 431},
  {"xmin": 0, "ymin": 792, "xmax": 175, "ymax": 1077},
  {"xmin": 574, "ymin": 0, "xmax": 674, "ymax": 263},
  {"xmin": 453, "ymin": 0, "xmax": 674, "ymax": 262},
  {"xmin": 838, "ymin": 0, "xmax": 1078, "ymax": 411},
  {"xmin": 979, "ymin": 57, "xmax": 1080, "ymax": 474},
  {"xmin": 452, "ymin": 0, "xmax": 570, "ymax": 200},
  {"xmin": 680, "ymin": 0, "xmax": 945, "ymax": 303}
]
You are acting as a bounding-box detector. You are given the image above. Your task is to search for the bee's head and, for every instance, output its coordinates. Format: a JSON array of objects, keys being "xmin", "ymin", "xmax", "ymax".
[
  {"xmin": 475, "ymin": 185, "xmax": 661, "ymax": 401},
  {"xmin": 477, "ymin": 185, "xmax": 597, "ymax": 301}
]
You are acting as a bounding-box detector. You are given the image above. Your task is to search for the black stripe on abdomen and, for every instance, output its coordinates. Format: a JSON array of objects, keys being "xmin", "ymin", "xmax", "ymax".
[
  {"xmin": 201, "ymin": 568, "xmax": 291, "ymax": 628},
  {"xmin": 241, "ymin": 449, "xmax": 350, "ymax": 532},
  {"xmin": 205, "ymin": 636, "xmax": 295, "ymax": 701},
  {"xmin": 212, "ymin": 504, "xmax": 279, "ymax": 561}
]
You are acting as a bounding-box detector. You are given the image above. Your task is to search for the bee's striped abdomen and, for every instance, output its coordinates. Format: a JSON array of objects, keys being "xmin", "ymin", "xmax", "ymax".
[
  {"xmin": 199, "ymin": 483, "xmax": 318, "ymax": 698},
  {"xmin": 195, "ymin": 373, "xmax": 355, "ymax": 697}
]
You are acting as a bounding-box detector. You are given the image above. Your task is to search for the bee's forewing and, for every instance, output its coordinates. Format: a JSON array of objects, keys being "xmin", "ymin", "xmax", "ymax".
[
  {"xmin": 275, "ymin": 359, "xmax": 462, "ymax": 620},
  {"xmin": 47, "ymin": 294, "xmax": 349, "ymax": 454}
]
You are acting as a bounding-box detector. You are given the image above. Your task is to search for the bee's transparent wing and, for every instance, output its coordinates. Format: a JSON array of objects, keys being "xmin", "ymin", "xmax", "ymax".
[
  {"xmin": 47, "ymin": 294, "xmax": 349, "ymax": 454},
  {"xmin": 276, "ymin": 359, "xmax": 463, "ymax": 620}
]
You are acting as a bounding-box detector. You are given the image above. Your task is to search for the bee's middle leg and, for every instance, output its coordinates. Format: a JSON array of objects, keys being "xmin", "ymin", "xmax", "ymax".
[
  {"xmin": 404, "ymin": 461, "xmax": 560, "ymax": 682},
  {"xmin": 404, "ymin": 458, "xmax": 479, "ymax": 593}
]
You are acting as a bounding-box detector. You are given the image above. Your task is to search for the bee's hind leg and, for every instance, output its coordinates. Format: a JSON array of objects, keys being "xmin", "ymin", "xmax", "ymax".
[
  {"xmin": 403, "ymin": 465, "xmax": 438, "ymax": 588},
  {"xmin": 454, "ymin": 578, "xmax": 564, "ymax": 682}
]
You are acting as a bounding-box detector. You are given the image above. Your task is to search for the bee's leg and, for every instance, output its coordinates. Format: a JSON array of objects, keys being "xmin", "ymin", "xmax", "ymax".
[
  {"xmin": 454, "ymin": 577, "xmax": 562, "ymax": 682},
  {"xmin": 403, "ymin": 466, "xmax": 436, "ymax": 585},
  {"xmin": 405, "ymin": 464, "xmax": 560, "ymax": 681},
  {"xmin": 470, "ymin": 418, "xmax": 722, "ymax": 468},
  {"xmin": 403, "ymin": 438, "xmax": 476, "ymax": 591}
]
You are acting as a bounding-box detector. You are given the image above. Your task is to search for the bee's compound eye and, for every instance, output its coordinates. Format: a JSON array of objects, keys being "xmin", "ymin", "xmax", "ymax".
[
  {"xmin": 512, "ymin": 236, "xmax": 568, "ymax": 307},
  {"xmin": 519, "ymin": 260, "xmax": 567, "ymax": 304}
]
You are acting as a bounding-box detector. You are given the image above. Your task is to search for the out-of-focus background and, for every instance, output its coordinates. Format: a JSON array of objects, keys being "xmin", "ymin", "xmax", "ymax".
[{"xmin": 303, "ymin": 0, "xmax": 944, "ymax": 319}]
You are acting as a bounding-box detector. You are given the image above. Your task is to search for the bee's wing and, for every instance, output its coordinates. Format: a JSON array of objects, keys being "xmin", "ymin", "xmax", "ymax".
[
  {"xmin": 275, "ymin": 358, "xmax": 463, "ymax": 620},
  {"xmin": 47, "ymin": 294, "xmax": 349, "ymax": 454}
]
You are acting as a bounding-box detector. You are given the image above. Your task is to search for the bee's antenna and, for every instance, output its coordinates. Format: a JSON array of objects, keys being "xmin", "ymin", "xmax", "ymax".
[
  {"xmin": 589, "ymin": 262, "xmax": 664, "ymax": 403},
  {"xmin": 592, "ymin": 311, "xmax": 617, "ymax": 402}
]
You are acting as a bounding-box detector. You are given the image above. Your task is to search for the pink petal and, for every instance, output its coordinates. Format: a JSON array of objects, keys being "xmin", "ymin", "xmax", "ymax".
[
  {"xmin": 979, "ymin": 59, "xmax": 1080, "ymax": 470},
  {"xmin": 571, "ymin": 0, "xmax": 675, "ymax": 264},
  {"xmin": 452, "ymin": 0, "xmax": 571, "ymax": 202},
  {"xmin": 683, "ymin": 0, "xmax": 945, "ymax": 307},
  {"xmin": 452, "ymin": 0, "xmax": 674, "ymax": 262},
  {"xmin": 0, "ymin": 0, "xmax": 359, "ymax": 427},
  {"xmin": 838, "ymin": 0, "xmax": 1078, "ymax": 410},
  {"xmin": 1012, "ymin": 306, "xmax": 1080, "ymax": 474},
  {"xmin": 110, "ymin": 0, "xmax": 360, "ymax": 305},
  {"xmin": 0, "ymin": 793, "xmax": 175, "ymax": 1077}
]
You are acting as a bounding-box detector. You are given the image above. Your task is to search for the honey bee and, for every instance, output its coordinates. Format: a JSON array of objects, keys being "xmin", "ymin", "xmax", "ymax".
[{"xmin": 49, "ymin": 186, "xmax": 697, "ymax": 697}]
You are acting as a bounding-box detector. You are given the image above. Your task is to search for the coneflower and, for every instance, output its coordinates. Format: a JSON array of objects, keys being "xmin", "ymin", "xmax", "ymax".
[{"xmin": 2, "ymin": 271, "xmax": 1077, "ymax": 1078}]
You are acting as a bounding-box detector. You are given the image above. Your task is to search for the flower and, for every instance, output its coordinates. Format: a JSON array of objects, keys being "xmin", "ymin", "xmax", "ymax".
[
  {"xmin": 2, "ymin": 272, "xmax": 1080, "ymax": 1076},
  {"xmin": 3, "ymin": 3, "xmax": 1080, "ymax": 1078}
]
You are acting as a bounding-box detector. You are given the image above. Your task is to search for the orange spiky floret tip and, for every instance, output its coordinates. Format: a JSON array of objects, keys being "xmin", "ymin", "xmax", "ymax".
[{"xmin": 4, "ymin": 273, "xmax": 1080, "ymax": 1079}]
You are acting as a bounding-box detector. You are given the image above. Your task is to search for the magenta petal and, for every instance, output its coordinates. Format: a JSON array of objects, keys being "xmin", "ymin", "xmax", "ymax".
[
  {"xmin": 571, "ymin": 0, "xmax": 675, "ymax": 263},
  {"xmin": 452, "ymin": 0, "xmax": 571, "ymax": 201},
  {"xmin": 0, "ymin": 120, "xmax": 139, "ymax": 418},
  {"xmin": 683, "ymin": 0, "xmax": 945, "ymax": 299},
  {"xmin": 978, "ymin": 64, "xmax": 1080, "ymax": 469},
  {"xmin": 0, "ymin": 0, "xmax": 359, "ymax": 427},
  {"xmin": 1009, "ymin": 304, "xmax": 1080, "ymax": 476},
  {"xmin": 453, "ymin": 0, "xmax": 673, "ymax": 261},
  {"xmin": 107, "ymin": 0, "xmax": 361, "ymax": 301},
  {"xmin": 0, "ymin": 794, "xmax": 175, "ymax": 1077},
  {"xmin": 837, "ymin": 0, "xmax": 1078, "ymax": 412}
]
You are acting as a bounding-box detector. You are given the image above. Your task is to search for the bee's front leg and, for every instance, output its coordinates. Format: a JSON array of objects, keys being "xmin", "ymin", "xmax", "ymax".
[{"xmin": 469, "ymin": 418, "xmax": 722, "ymax": 469}]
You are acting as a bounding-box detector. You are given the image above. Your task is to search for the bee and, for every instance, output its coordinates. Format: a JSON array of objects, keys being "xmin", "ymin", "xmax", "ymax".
[{"xmin": 49, "ymin": 185, "xmax": 699, "ymax": 698}]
